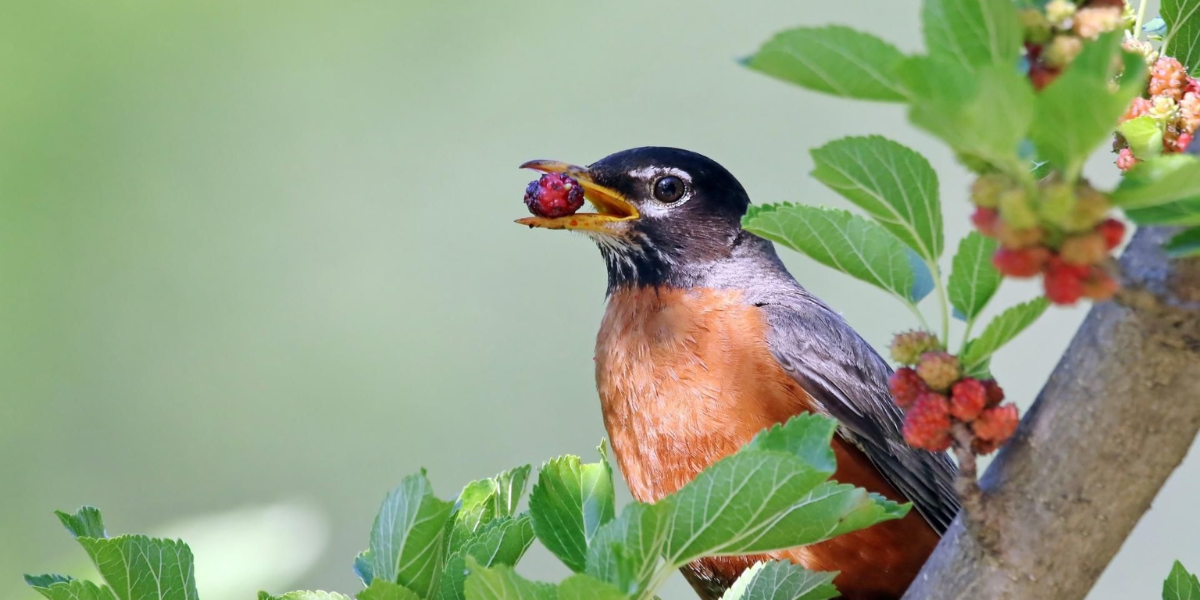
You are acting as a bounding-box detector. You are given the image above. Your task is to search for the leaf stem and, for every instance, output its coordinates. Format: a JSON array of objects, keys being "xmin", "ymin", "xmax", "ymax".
[
  {"xmin": 929, "ymin": 260, "xmax": 951, "ymax": 345},
  {"xmin": 959, "ymin": 317, "xmax": 976, "ymax": 355},
  {"xmin": 1133, "ymin": 0, "xmax": 1149, "ymax": 42},
  {"xmin": 905, "ymin": 299, "xmax": 933, "ymax": 333}
]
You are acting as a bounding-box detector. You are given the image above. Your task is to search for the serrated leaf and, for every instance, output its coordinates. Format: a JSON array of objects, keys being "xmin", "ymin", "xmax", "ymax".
[
  {"xmin": 1117, "ymin": 115, "xmax": 1165, "ymax": 160},
  {"xmin": 744, "ymin": 26, "xmax": 909, "ymax": 101},
  {"xmin": 359, "ymin": 581, "xmax": 424, "ymax": 600},
  {"xmin": 900, "ymin": 59, "xmax": 1035, "ymax": 171},
  {"xmin": 529, "ymin": 448, "xmax": 616, "ymax": 573},
  {"xmin": 743, "ymin": 414, "xmax": 838, "ymax": 474},
  {"xmin": 446, "ymin": 466, "xmax": 531, "ymax": 556},
  {"xmin": 585, "ymin": 503, "xmax": 668, "ymax": 597},
  {"xmin": 260, "ymin": 592, "xmax": 354, "ymax": 600},
  {"xmin": 557, "ymin": 575, "xmax": 628, "ymax": 600},
  {"xmin": 1164, "ymin": 560, "xmax": 1200, "ymax": 600},
  {"xmin": 961, "ymin": 298, "xmax": 1050, "ymax": 371},
  {"xmin": 27, "ymin": 579, "xmax": 118, "ymax": 600},
  {"xmin": 437, "ymin": 516, "xmax": 538, "ymax": 600},
  {"xmin": 1164, "ymin": 0, "xmax": 1200, "ymax": 72},
  {"xmin": 1113, "ymin": 155, "xmax": 1200, "ymax": 208},
  {"xmin": 1125, "ymin": 197, "xmax": 1200, "ymax": 225},
  {"xmin": 1031, "ymin": 33, "xmax": 1148, "ymax": 171},
  {"xmin": 463, "ymin": 561, "xmax": 557, "ymax": 600},
  {"xmin": 922, "ymin": 0, "xmax": 1023, "ymax": 70},
  {"xmin": 359, "ymin": 473, "xmax": 455, "ymax": 596},
  {"xmin": 661, "ymin": 416, "xmax": 908, "ymax": 565},
  {"xmin": 907, "ymin": 248, "xmax": 936, "ymax": 302},
  {"xmin": 948, "ymin": 232, "xmax": 1001, "ymax": 321},
  {"xmin": 719, "ymin": 561, "xmax": 838, "ymax": 600},
  {"xmin": 76, "ymin": 535, "xmax": 199, "ymax": 600},
  {"xmin": 742, "ymin": 205, "xmax": 924, "ymax": 304},
  {"xmin": 56, "ymin": 507, "xmax": 107, "ymax": 539},
  {"xmin": 810, "ymin": 136, "xmax": 943, "ymax": 261},
  {"xmin": 1165, "ymin": 227, "xmax": 1200, "ymax": 258}
]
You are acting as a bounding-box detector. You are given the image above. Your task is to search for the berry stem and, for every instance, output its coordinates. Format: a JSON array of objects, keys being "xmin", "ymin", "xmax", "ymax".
[{"xmin": 952, "ymin": 423, "xmax": 999, "ymax": 552}]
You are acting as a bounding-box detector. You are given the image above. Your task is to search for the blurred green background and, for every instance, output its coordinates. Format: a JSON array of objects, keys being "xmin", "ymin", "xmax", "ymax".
[{"xmin": 2, "ymin": 1, "xmax": 1195, "ymax": 598}]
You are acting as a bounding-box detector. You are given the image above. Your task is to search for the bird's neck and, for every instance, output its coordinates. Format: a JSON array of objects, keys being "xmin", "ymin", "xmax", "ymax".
[{"xmin": 602, "ymin": 230, "xmax": 794, "ymax": 296}]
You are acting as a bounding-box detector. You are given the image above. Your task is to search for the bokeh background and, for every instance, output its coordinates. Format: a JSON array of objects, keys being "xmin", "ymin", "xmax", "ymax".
[{"xmin": 2, "ymin": 1, "xmax": 1194, "ymax": 598}]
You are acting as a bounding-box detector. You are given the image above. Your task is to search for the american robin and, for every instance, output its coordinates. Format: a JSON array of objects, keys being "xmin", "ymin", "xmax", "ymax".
[{"xmin": 518, "ymin": 147, "xmax": 959, "ymax": 600}]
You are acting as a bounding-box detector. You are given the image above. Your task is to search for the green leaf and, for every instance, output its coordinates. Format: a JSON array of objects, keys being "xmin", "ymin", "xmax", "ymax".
[
  {"xmin": 662, "ymin": 416, "xmax": 908, "ymax": 565},
  {"xmin": 922, "ymin": 0, "xmax": 1023, "ymax": 70},
  {"xmin": 1113, "ymin": 155, "xmax": 1200, "ymax": 208},
  {"xmin": 961, "ymin": 298, "xmax": 1050, "ymax": 371},
  {"xmin": 744, "ymin": 26, "xmax": 909, "ymax": 101},
  {"xmin": 260, "ymin": 592, "xmax": 354, "ymax": 600},
  {"xmin": 742, "ymin": 205, "xmax": 925, "ymax": 304},
  {"xmin": 359, "ymin": 473, "xmax": 456, "ymax": 596},
  {"xmin": 1117, "ymin": 115, "xmax": 1165, "ymax": 160},
  {"xmin": 27, "ymin": 579, "xmax": 118, "ymax": 600},
  {"xmin": 359, "ymin": 581, "xmax": 424, "ymax": 600},
  {"xmin": 529, "ymin": 446, "xmax": 616, "ymax": 573},
  {"xmin": 719, "ymin": 561, "xmax": 838, "ymax": 600},
  {"xmin": 77, "ymin": 535, "xmax": 199, "ymax": 600},
  {"xmin": 1164, "ymin": 560, "xmax": 1200, "ymax": 600},
  {"xmin": 1126, "ymin": 197, "xmax": 1200, "ymax": 225},
  {"xmin": 463, "ymin": 561, "xmax": 557, "ymax": 600},
  {"xmin": 446, "ymin": 466, "xmax": 532, "ymax": 555},
  {"xmin": 557, "ymin": 575, "xmax": 629, "ymax": 600},
  {"xmin": 1165, "ymin": 227, "xmax": 1200, "ymax": 258},
  {"xmin": 948, "ymin": 232, "xmax": 1001, "ymax": 321},
  {"xmin": 437, "ymin": 516, "xmax": 538, "ymax": 600},
  {"xmin": 1163, "ymin": 0, "xmax": 1200, "ymax": 72},
  {"xmin": 901, "ymin": 59, "xmax": 1034, "ymax": 171},
  {"xmin": 1030, "ymin": 33, "xmax": 1148, "ymax": 172},
  {"xmin": 810, "ymin": 136, "xmax": 943, "ymax": 261},
  {"xmin": 743, "ymin": 413, "xmax": 838, "ymax": 474},
  {"xmin": 585, "ymin": 503, "xmax": 668, "ymax": 597},
  {"xmin": 56, "ymin": 507, "xmax": 107, "ymax": 539}
]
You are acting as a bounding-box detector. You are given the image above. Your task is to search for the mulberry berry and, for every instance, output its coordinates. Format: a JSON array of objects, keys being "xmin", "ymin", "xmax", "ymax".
[
  {"xmin": 916, "ymin": 352, "xmax": 961, "ymax": 391},
  {"xmin": 1097, "ymin": 218, "xmax": 1126, "ymax": 250},
  {"xmin": 1117, "ymin": 147, "xmax": 1138, "ymax": 171},
  {"xmin": 524, "ymin": 173, "xmax": 584, "ymax": 218},
  {"xmin": 973, "ymin": 404, "xmax": 1020, "ymax": 443},
  {"xmin": 888, "ymin": 367, "xmax": 927, "ymax": 409},
  {"xmin": 971, "ymin": 207, "xmax": 1001, "ymax": 237},
  {"xmin": 1151, "ymin": 56, "xmax": 1188, "ymax": 101},
  {"xmin": 889, "ymin": 330, "xmax": 941, "ymax": 365},
  {"xmin": 1044, "ymin": 261, "xmax": 1087, "ymax": 305},
  {"xmin": 982, "ymin": 379, "xmax": 1006, "ymax": 407},
  {"xmin": 903, "ymin": 393, "xmax": 953, "ymax": 451},
  {"xmin": 993, "ymin": 246, "xmax": 1050, "ymax": 277},
  {"xmin": 950, "ymin": 378, "xmax": 988, "ymax": 422},
  {"xmin": 1060, "ymin": 232, "xmax": 1108, "ymax": 266}
]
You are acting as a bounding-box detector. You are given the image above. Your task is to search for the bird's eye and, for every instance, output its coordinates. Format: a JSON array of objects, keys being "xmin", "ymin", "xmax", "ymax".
[{"xmin": 652, "ymin": 175, "xmax": 685, "ymax": 203}]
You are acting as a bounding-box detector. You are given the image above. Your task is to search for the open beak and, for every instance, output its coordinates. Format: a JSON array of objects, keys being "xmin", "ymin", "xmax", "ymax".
[{"xmin": 516, "ymin": 160, "xmax": 639, "ymax": 232}]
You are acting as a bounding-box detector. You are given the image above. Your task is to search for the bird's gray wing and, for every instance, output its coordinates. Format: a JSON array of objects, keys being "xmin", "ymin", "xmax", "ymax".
[{"xmin": 758, "ymin": 296, "xmax": 960, "ymax": 533}]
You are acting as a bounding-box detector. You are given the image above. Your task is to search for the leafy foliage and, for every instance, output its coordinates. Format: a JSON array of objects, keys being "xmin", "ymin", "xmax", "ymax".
[
  {"xmin": 743, "ymin": 204, "xmax": 930, "ymax": 304},
  {"xmin": 1163, "ymin": 0, "xmax": 1200, "ymax": 72},
  {"xmin": 961, "ymin": 298, "xmax": 1050, "ymax": 375},
  {"xmin": 948, "ymin": 232, "xmax": 1001, "ymax": 322},
  {"xmin": 921, "ymin": 0, "xmax": 1023, "ymax": 70},
  {"xmin": 1164, "ymin": 560, "xmax": 1200, "ymax": 600},
  {"xmin": 26, "ymin": 414, "xmax": 902, "ymax": 600},
  {"xmin": 744, "ymin": 26, "xmax": 909, "ymax": 102}
]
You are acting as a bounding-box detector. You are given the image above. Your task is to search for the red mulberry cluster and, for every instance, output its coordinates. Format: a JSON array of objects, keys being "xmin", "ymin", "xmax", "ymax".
[
  {"xmin": 1021, "ymin": 0, "xmax": 1130, "ymax": 90},
  {"xmin": 887, "ymin": 331, "xmax": 1019, "ymax": 454},
  {"xmin": 970, "ymin": 175, "xmax": 1124, "ymax": 305},
  {"xmin": 524, "ymin": 173, "xmax": 585, "ymax": 218},
  {"xmin": 1116, "ymin": 57, "xmax": 1200, "ymax": 169}
]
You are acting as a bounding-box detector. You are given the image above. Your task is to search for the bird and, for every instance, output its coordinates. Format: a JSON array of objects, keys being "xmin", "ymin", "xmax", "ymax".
[{"xmin": 517, "ymin": 147, "xmax": 959, "ymax": 600}]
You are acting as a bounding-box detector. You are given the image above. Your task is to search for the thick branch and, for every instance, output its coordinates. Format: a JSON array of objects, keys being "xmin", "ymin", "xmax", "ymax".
[{"xmin": 903, "ymin": 227, "xmax": 1200, "ymax": 600}]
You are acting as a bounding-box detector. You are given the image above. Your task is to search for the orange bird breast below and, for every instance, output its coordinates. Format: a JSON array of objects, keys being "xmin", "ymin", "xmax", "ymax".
[{"xmin": 595, "ymin": 287, "xmax": 939, "ymax": 600}]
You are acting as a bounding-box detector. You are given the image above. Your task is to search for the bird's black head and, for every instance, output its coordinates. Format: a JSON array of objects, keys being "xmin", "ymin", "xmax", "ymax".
[{"xmin": 518, "ymin": 147, "xmax": 755, "ymax": 291}]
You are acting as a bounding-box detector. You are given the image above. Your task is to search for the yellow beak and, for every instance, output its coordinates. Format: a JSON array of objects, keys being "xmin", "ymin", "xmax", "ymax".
[{"xmin": 516, "ymin": 160, "xmax": 639, "ymax": 232}]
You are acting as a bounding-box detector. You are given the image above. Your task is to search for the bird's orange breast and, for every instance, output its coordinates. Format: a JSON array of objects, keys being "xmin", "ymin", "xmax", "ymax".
[{"xmin": 595, "ymin": 287, "xmax": 938, "ymax": 600}]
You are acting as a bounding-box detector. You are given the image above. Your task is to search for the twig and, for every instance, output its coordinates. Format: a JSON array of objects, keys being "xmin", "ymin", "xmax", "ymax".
[{"xmin": 951, "ymin": 423, "xmax": 998, "ymax": 553}]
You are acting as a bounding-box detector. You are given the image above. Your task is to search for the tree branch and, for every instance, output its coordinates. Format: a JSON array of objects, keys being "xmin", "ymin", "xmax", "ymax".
[{"xmin": 903, "ymin": 227, "xmax": 1200, "ymax": 600}]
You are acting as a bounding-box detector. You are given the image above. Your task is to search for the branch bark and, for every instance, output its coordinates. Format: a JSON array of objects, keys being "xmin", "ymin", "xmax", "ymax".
[{"xmin": 903, "ymin": 227, "xmax": 1200, "ymax": 600}]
